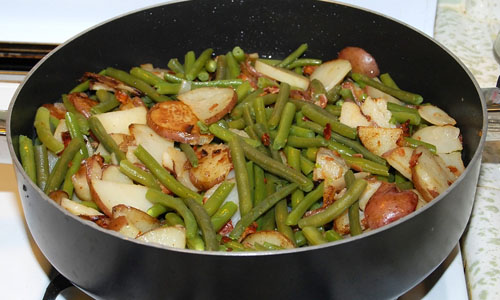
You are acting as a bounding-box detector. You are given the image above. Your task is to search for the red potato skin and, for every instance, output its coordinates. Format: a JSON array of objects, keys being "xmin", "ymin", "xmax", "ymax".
[
  {"xmin": 364, "ymin": 182, "xmax": 418, "ymax": 229},
  {"xmin": 338, "ymin": 46, "xmax": 380, "ymax": 78}
]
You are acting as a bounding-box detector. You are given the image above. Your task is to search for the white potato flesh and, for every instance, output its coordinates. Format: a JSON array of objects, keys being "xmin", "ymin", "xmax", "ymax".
[
  {"xmin": 310, "ymin": 59, "xmax": 352, "ymax": 92},
  {"xmin": 102, "ymin": 165, "xmax": 133, "ymax": 184},
  {"xmin": 412, "ymin": 189, "xmax": 429, "ymax": 210},
  {"xmin": 358, "ymin": 126, "xmax": 403, "ymax": 156},
  {"xmin": 60, "ymin": 198, "xmax": 103, "ymax": 216},
  {"xmin": 137, "ymin": 226, "xmax": 186, "ymax": 249},
  {"xmin": 358, "ymin": 180, "xmax": 383, "ymax": 211},
  {"xmin": 361, "ymin": 97, "xmax": 394, "ymax": 128},
  {"xmin": 242, "ymin": 231, "xmax": 295, "ymax": 249},
  {"xmin": 313, "ymin": 147, "xmax": 349, "ymax": 184},
  {"xmin": 418, "ymin": 105, "xmax": 456, "ymax": 126},
  {"xmin": 326, "ymin": 172, "xmax": 370, "ymax": 193},
  {"xmin": 53, "ymin": 119, "xmax": 68, "ymax": 143},
  {"xmin": 411, "ymin": 146, "xmax": 452, "ymax": 202},
  {"xmin": 72, "ymin": 166, "xmax": 92, "ymax": 202},
  {"xmin": 162, "ymin": 147, "xmax": 199, "ymax": 192},
  {"xmin": 254, "ymin": 60, "xmax": 309, "ymax": 90},
  {"xmin": 412, "ymin": 125, "xmax": 462, "ymax": 154},
  {"xmin": 364, "ymin": 85, "xmax": 403, "ymax": 105},
  {"xmin": 108, "ymin": 216, "xmax": 140, "ymax": 238},
  {"xmin": 112, "ymin": 205, "xmax": 160, "ymax": 233},
  {"xmin": 382, "ymin": 147, "xmax": 414, "ymax": 180},
  {"xmin": 177, "ymin": 87, "xmax": 237, "ymax": 124},
  {"xmin": 94, "ymin": 106, "xmax": 147, "ymax": 134},
  {"xmin": 125, "ymin": 145, "xmax": 140, "ymax": 164},
  {"xmin": 130, "ymin": 123, "xmax": 174, "ymax": 165},
  {"xmin": 95, "ymin": 142, "xmax": 110, "ymax": 158},
  {"xmin": 437, "ymin": 152, "xmax": 465, "ymax": 178},
  {"xmin": 339, "ymin": 102, "xmax": 371, "ymax": 128},
  {"xmin": 334, "ymin": 209, "xmax": 350, "ymax": 235},
  {"xmin": 91, "ymin": 179, "xmax": 153, "ymax": 215}
]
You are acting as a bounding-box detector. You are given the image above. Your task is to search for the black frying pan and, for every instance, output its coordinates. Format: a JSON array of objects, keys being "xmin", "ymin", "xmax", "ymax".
[{"xmin": 6, "ymin": 0, "xmax": 487, "ymax": 299}]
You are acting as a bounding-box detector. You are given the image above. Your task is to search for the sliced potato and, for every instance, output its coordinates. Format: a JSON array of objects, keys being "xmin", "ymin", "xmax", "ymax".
[
  {"xmin": 94, "ymin": 106, "xmax": 147, "ymax": 135},
  {"xmin": 108, "ymin": 216, "xmax": 140, "ymax": 238},
  {"xmin": 339, "ymin": 102, "xmax": 371, "ymax": 128},
  {"xmin": 334, "ymin": 209, "xmax": 350, "ymax": 235},
  {"xmin": 147, "ymin": 101, "xmax": 213, "ymax": 145},
  {"xmin": 162, "ymin": 147, "xmax": 199, "ymax": 192},
  {"xmin": 112, "ymin": 204, "xmax": 160, "ymax": 233},
  {"xmin": 313, "ymin": 147, "xmax": 349, "ymax": 183},
  {"xmin": 129, "ymin": 123, "xmax": 174, "ymax": 165},
  {"xmin": 72, "ymin": 164, "xmax": 92, "ymax": 201},
  {"xmin": 358, "ymin": 180, "xmax": 383, "ymax": 211},
  {"xmin": 90, "ymin": 179, "xmax": 153, "ymax": 216},
  {"xmin": 338, "ymin": 47, "xmax": 379, "ymax": 77},
  {"xmin": 242, "ymin": 230, "xmax": 295, "ymax": 249},
  {"xmin": 61, "ymin": 198, "xmax": 103, "ymax": 216},
  {"xmin": 125, "ymin": 145, "xmax": 140, "ymax": 164},
  {"xmin": 418, "ymin": 105, "xmax": 456, "ymax": 126},
  {"xmin": 412, "ymin": 125, "xmax": 462, "ymax": 154},
  {"xmin": 102, "ymin": 165, "xmax": 133, "ymax": 184},
  {"xmin": 382, "ymin": 147, "xmax": 414, "ymax": 180},
  {"xmin": 437, "ymin": 152, "xmax": 465, "ymax": 178},
  {"xmin": 254, "ymin": 60, "xmax": 309, "ymax": 90},
  {"xmin": 360, "ymin": 97, "xmax": 394, "ymax": 128},
  {"xmin": 358, "ymin": 126, "xmax": 403, "ymax": 156},
  {"xmin": 411, "ymin": 146, "xmax": 452, "ymax": 202},
  {"xmin": 189, "ymin": 143, "xmax": 233, "ymax": 191},
  {"xmin": 310, "ymin": 59, "xmax": 352, "ymax": 91},
  {"xmin": 137, "ymin": 226, "xmax": 186, "ymax": 249},
  {"xmin": 178, "ymin": 87, "xmax": 237, "ymax": 124}
]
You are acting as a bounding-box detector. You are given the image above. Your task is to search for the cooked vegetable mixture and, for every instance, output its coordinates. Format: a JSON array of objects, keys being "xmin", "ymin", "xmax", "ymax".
[{"xmin": 19, "ymin": 44, "xmax": 464, "ymax": 251}]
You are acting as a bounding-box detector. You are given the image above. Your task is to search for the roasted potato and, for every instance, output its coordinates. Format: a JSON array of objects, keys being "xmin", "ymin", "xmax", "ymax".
[{"xmin": 189, "ymin": 143, "xmax": 233, "ymax": 191}]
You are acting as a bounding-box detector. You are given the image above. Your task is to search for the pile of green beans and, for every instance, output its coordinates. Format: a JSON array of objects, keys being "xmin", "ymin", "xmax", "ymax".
[{"xmin": 19, "ymin": 43, "xmax": 442, "ymax": 252}]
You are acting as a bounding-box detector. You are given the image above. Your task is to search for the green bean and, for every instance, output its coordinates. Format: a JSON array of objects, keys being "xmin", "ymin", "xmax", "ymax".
[
  {"xmin": 341, "ymin": 154, "xmax": 389, "ymax": 176},
  {"xmin": 227, "ymin": 118, "xmax": 246, "ymax": 130},
  {"xmin": 303, "ymin": 147, "xmax": 318, "ymax": 162},
  {"xmin": 223, "ymin": 240, "xmax": 248, "ymax": 251},
  {"xmin": 168, "ymin": 58, "xmax": 185, "ymax": 74},
  {"xmin": 244, "ymin": 126, "xmax": 261, "ymax": 143},
  {"xmin": 294, "ymin": 230, "xmax": 307, "ymax": 246},
  {"xmin": 80, "ymin": 200, "xmax": 99, "ymax": 211},
  {"xmin": 19, "ymin": 135, "xmax": 37, "ymax": 184},
  {"xmin": 204, "ymin": 181, "xmax": 235, "ymax": 216},
  {"xmin": 187, "ymin": 235, "xmax": 205, "ymax": 251},
  {"xmin": 351, "ymin": 72, "xmax": 423, "ymax": 105},
  {"xmin": 163, "ymin": 72, "xmax": 183, "ymax": 83},
  {"xmin": 252, "ymin": 123, "xmax": 281, "ymax": 161},
  {"xmin": 205, "ymin": 59, "xmax": 217, "ymax": 73},
  {"xmin": 130, "ymin": 67, "xmax": 167, "ymax": 86},
  {"xmin": 272, "ymin": 102, "xmax": 296, "ymax": 150},
  {"xmin": 69, "ymin": 80, "xmax": 90, "ymax": 93},
  {"xmin": 231, "ymin": 88, "xmax": 264, "ymax": 118},
  {"xmin": 62, "ymin": 94, "xmax": 90, "ymax": 134},
  {"xmin": 183, "ymin": 51, "xmax": 196, "ymax": 75},
  {"xmin": 302, "ymin": 226, "xmax": 328, "ymax": 245},
  {"xmin": 239, "ymin": 137, "xmax": 313, "ymax": 192},
  {"xmin": 192, "ymin": 79, "xmax": 242, "ymax": 88},
  {"xmin": 325, "ymin": 229, "xmax": 343, "ymax": 242},
  {"xmin": 253, "ymin": 165, "xmax": 266, "ymax": 206},
  {"xmin": 275, "ymin": 199, "xmax": 296, "ymax": 246},
  {"xmin": 34, "ymin": 144, "xmax": 49, "ymax": 190},
  {"xmin": 185, "ymin": 198, "xmax": 219, "ymax": 251},
  {"xmin": 91, "ymin": 90, "xmax": 120, "ymax": 114},
  {"xmin": 289, "ymin": 125, "xmax": 315, "ymax": 138},
  {"xmin": 301, "ymin": 103, "xmax": 357, "ymax": 139},
  {"xmin": 208, "ymin": 123, "xmax": 261, "ymax": 147},
  {"xmin": 391, "ymin": 111, "xmax": 421, "ymax": 125},
  {"xmin": 299, "ymin": 154, "xmax": 315, "ymax": 175},
  {"xmin": 186, "ymin": 48, "xmax": 213, "ymax": 81},
  {"xmin": 230, "ymin": 183, "xmax": 298, "ymax": 239},
  {"xmin": 242, "ymin": 104, "xmax": 254, "ymax": 127},
  {"xmin": 147, "ymin": 203, "xmax": 168, "ymax": 218},
  {"xmin": 34, "ymin": 107, "xmax": 64, "ymax": 154},
  {"xmin": 325, "ymin": 104, "xmax": 341, "ymax": 116},
  {"xmin": 286, "ymin": 181, "xmax": 324, "ymax": 225},
  {"xmin": 165, "ymin": 212, "xmax": 185, "ymax": 226},
  {"xmin": 135, "ymin": 145, "xmax": 203, "ymax": 202},
  {"xmin": 327, "ymin": 84, "xmax": 342, "ymax": 103},
  {"xmin": 229, "ymin": 137, "xmax": 253, "ymax": 217},
  {"xmin": 61, "ymin": 151, "xmax": 84, "ymax": 198},
  {"xmin": 236, "ymin": 81, "xmax": 252, "ymax": 103},
  {"xmin": 179, "ymin": 143, "xmax": 198, "ymax": 168},
  {"xmin": 145, "ymin": 189, "xmax": 198, "ymax": 239},
  {"xmin": 386, "ymin": 102, "xmax": 418, "ymax": 114},
  {"xmin": 119, "ymin": 160, "xmax": 161, "ymax": 190},
  {"xmin": 325, "ymin": 139, "xmax": 356, "ymax": 156},
  {"xmin": 44, "ymin": 137, "xmax": 82, "ymax": 194},
  {"xmin": 277, "ymin": 43, "xmax": 308, "ymax": 68},
  {"xmin": 88, "ymin": 116, "xmax": 126, "ymax": 162},
  {"xmin": 380, "ymin": 73, "xmax": 400, "ymax": 90},
  {"xmin": 403, "ymin": 137, "xmax": 437, "ymax": 154},
  {"xmin": 257, "ymin": 77, "xmax": 278, "ymax": 89},
  {"xmin": 286, "ymin": 136, "xmax": 327, "ymax": 148},
  {"xmin": 198, "ymin": 71, "xmax": 213, "ymax": 82},
  {"xmin": 396, "ymin": 181, "xmax": 414, "ymax": 190},
  {"xmin": 215, "ymin": 54, "xmax": 226, "ymax": 80},
  {"xmin": 286, "ymin": 58, "xmax": 322, "ymax": 69},
  {"xmin": 345, "ymin": 171, "xmax": 362, "ymax": 236},
  {"xmin": 295, "ymin": 111, "xmax": 324, "ymax": 133},
  {"xmin": 285, "ymin": 147, "xmax": 305, "ymax": 209},
  {"xmin": 232, "ymin": 46, "xmax": 245, "ymax": 62},
  {"xmin": 48, "ymin": 116, "xmax": 60, "ymax": 133},
  {"xmin": 268, "ymin": 82, "xmax": 290, "ymax": 129},
  {"xmin": 65, "ymin": 112, "xmax": 89, "ymax": 157},
  {"xmin": 211, "ymin": 201, "xmax": 237, "ymax": 231},
  {"xmin": 298, "ymin": 179, "xmax": 367, "ymax": 228},
  {"xmin": 258, "ymin": 58, "xmax": 280, "ymax": 66},
  {"xmin": 105, "ymin": 67, "xmax": 170, "ymax": 103},
  {"xmin": 225, "ymin": 51, "xmax": 240, "ymax": 79}
]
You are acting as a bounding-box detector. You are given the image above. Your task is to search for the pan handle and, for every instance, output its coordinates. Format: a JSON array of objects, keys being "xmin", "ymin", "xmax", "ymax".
[{"xmin": 0, "ymin": 109, "xmax": 6, "ymax": 136}]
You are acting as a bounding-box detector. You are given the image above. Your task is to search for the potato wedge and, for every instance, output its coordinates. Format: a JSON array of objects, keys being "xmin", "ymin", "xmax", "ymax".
[
  {"xmin": 136, "ymin": 226, "xmax": 186, "ymax": 249},
  {"xmin": 412, "ymin": 125, "xmax": 462, "ymax": 154},
  {"xmin": 310, "ymin": 59, "xmax": 352, "ymax": 91},
  {"xmin": 437, "ymin": 152, "xmax": 465, "ymax": 178},
  {"xmin": 162, "ymin": 147, "xmax": 200, "ymax": 192},
  {"xmin": 94, "ymin": 106, "xmax": 147, "ymax": 135},
  {"xmin": 102, "ymin": 165, "xmax": 133, "ymax": 184},
  {"xmin": 313, "ymin": 147, "xmax": 349, "ymax": 183},
  {"xmin": 90, "ymin": 179, "xmax": 153, "ymax": 216},
  {"xmin": 61, "ymin": 198, "xmax": 103, "ymax": 216},
  {"xmin": 358, "ymin": 180, "xmax": 383, "ymax": 211},
  {"xmin": 418, "ymin": 104, "xmax": 456, "ymax": 126},
  {"xmin": 189, "ymin": 143, "xmax": 233, "ymax": 191},
  {"xmin": 129, "ymin": 123, "xmax": 174, "ymax": 165},
  {"xmin": 112, "ymin": 205, "xmax": 160, "ymax": 233},
  {"xmin": 254, "ymin": 60, "xmax": 309, "ymax": 90},
  {"xmin": 147, "ymin": 101, "xmax": 213, "ymax": 145},
  {"xmin": 382, "ymin": 147, "xmax": 414, "ymax": 180},
  {"xmin": 72, "ymin": 164, "xmax": 92, "ymax": 201},
  {"xmin": 334, "ymin": 209, "xmax": 350, "ymax": 235},
  {"xmin": 360, "ymin": 97, "xmax": 394, "ymax": 128},
  {"xmin": 178, "ymin": 87, "xmax": 237, "ymax": 124},
  {"xmin": 411, "ymin": 146, "xmax": 452, "ymax": 202},
  {"xmin": 338, "ymin": 47, "xmax": 379, "ymax": 77},
  {"xmin": 339, "ymin": 102, "xmax": 371, "ymax": 128},
  {"xmin": 108, "ymin": 216, "xmax": 140, "ymax": 238},
  {"xmin": 358, "ymin": 126, "xmax": 403, "ymax": 156},
  {"xmin": 242, "ymin": 230, "xmax": 295, "ymax": 249}
]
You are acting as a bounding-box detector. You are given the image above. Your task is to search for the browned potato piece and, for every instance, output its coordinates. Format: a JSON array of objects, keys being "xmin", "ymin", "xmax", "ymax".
[
  {"xmin": 242, "ymin": 231, "xmax": 295, "ymax": 249},
  {"xmin": 177, "ymin": 87, "xmax": 238, "ymax": 124},
  {"xmin": 48, "ymin": 190, "xmax": 69, "ymax": 205},
  {"xmin": 147, "ymin": 101, "xmax": 213, "ymax": 145},
  {"xmin": 108, "ymin": 216, "xmax": 140, "ymax": 238},
  {"xmin": 358, "ymin": 127, "xmax": 403, "ymax": 156},
  {"xmin": 189, "ymin": 143, "xmax": 233, "ymax": 191},
  {"xmin": 364, "ymin": 182, "xmax": 418, "ymax": 229},
  {"xmin": 112, "ymin": 205, "xmax": 160, "ymax": 234},
  {"xmin": 338, "ymin": 46, "xmax": 380, "ymax": 77}
]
